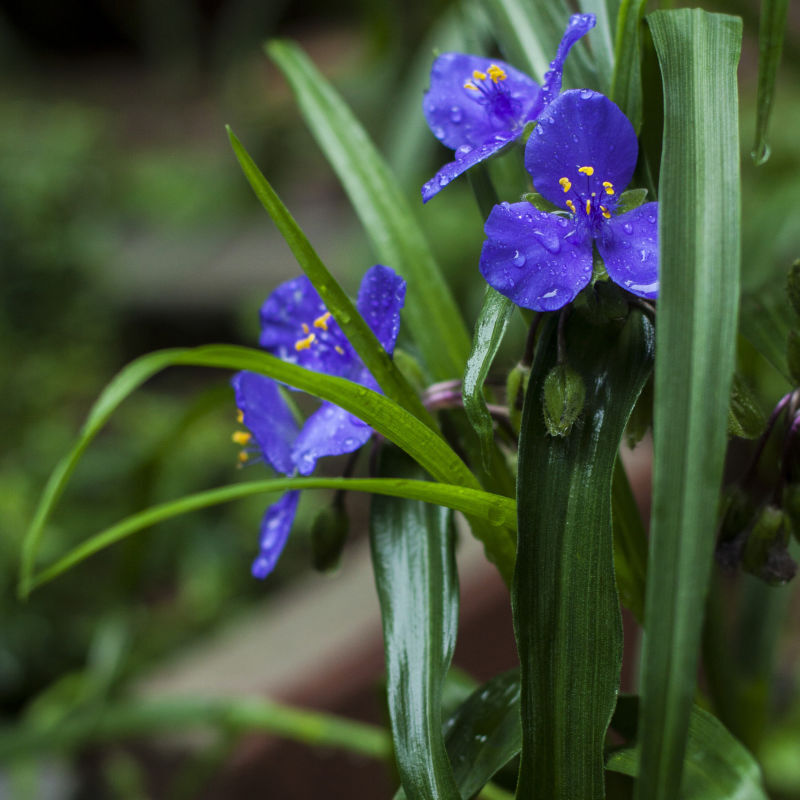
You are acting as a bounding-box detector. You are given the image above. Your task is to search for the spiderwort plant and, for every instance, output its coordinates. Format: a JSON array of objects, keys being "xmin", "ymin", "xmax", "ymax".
[
  {"xmin": 421, "ymin": 13, "xmax": 596, "ymax": 203},
  {"xmin": 480, "ymin": 89, "xmax": 660, "ymax": 311},
  {"xmin": 232, "ymin": 265, "xmax": 406, "ymax": 578}
]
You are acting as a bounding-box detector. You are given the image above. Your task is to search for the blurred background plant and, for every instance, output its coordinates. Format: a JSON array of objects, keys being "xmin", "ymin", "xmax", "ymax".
[{"xmin": 1, "ymin": 0, "xmax": 799, "ymax": 797}]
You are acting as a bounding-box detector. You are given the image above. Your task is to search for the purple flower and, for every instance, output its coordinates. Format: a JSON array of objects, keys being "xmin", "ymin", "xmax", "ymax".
[
  {"xmin": 479, "ymin": 90, "xmax": 659, "ymax": 311},
  {"xmin": 421, "ymin": 13, "xmax": 596, "ymax": 203},
  {"xmin": 232, "ymin": 265, "xmax": 406, "ymax": 579}
]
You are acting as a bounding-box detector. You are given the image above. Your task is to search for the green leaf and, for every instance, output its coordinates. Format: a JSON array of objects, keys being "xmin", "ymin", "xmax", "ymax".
[
  {"xmin": 637, "ymin": 10, "xmax": 742, "ymax": 800},
  {"xmin": 483, "ymin": 0, "xmax": 596, "ymax": 86},
  {"xmin": 226, "ymin": 127, "xmax": 435, "ymax": 430},
  {"xmin": 370, "ymin": 448, "xmax": 460, "ymax": 800},
  {"xmin": 611, "ymin": 0, "xmax": 649, "ymax": 131},
  {"xmin": 616, "ymin": 187, "xmax": 648, "ymax": 214},
  {"xmin": 20, "ymin": 345, "xmax": 517, "ymax": 597},
  {"xmin": 514, "ymin": 311, "xmax": 654, "ymax": 799},
  {"xmin": 27, "ymin": 476, "xmax": 516, "ymax": 592},
  {"xmin": 463, "ymin": 288, "xmax": 515, "ymax": 470},
  {"xmin": 579, "ymin": 0, "xmax": 619, "ymax": 94},
  {"xmin": 752, "ymin": 0, "xmax": 790, "ymax": 165},
  {"xmin": 611, "ymin": 458, "xmax": 648, "ymax": 623},
  {"xmin": 728, "ymin": 373, "xmax": 767, "ymax": 439},
  {"xmin": 609, "ymin": 697, "xmax": 769, "ymax": 799},
  {"xmin": 740, "ymin": 287, "xmax": 794, "ymax": 381},
  {"xmin": 266, "ymin": 40, "xmax": 470, "ymax": 382}
]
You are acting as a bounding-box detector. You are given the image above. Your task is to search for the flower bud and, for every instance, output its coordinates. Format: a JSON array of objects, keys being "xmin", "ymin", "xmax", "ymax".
[
  {"xmin": 786, "ymin": 259, "xmax": 800, "ymax": 318},
  {"xmin": 714, "ymin": 486, "xmax": 757, "ymax": 568},
  {"xmin": 542, "ymin": 364, "xmax": 586, "ymax": 437},
  {"xmin": 311, "ymin": 500, "xmax": 349, "ymax": 573},
  {"xmin": 506, "ymin": 362, "xmax": 530, "ymax": 434},
  {"xmin": 742, "ymin": 506, "xmax": 797, "ymax": 585},
  {"xmin": 582, "ymin": 280, "xmax": 630, "ymax": 325},
  {"xmin": 727, "ymin": 373, "xmax": 766, "ymax": 440}
]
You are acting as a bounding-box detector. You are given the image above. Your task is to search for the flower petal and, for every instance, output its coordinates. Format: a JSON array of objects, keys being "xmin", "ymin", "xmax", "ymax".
[
  {"xmin": 355, "ymin": 265, "xmax": 406, "ymax": 354},
  {"xmin": 232, "ymin": 371, "xmax": 298, "ymax": 475},
  {"xmin": 525, "ymin": 90, "xmax": 639, "ymax": 209},
  {"xmin": 291, "ymin": 402, "xmax": 373, "ymax": 476},
  {"xmin": 479, "ymin": 202, "xmax": 593, "ymax": 311},
  {"xmin": 423, "ymin": 53, "xmax": 540, "ymax": 151},
  {"xmin": 251, "ymin": 490, "xmax": 300, "ymax": 579},
  {"xmin": 421, "ymin": 131, "xmax": 519, "ymax": 203},
  {"xmin": 259, "ymin": 276, "xmax": 356, "ymax": 378},
  {"xmin": 597, "ymin": 202, "xmax": 659, "ymax": 299},
  {"xmin": 536, "ymin": 14, "xmax": 597, "ymax": 112}
]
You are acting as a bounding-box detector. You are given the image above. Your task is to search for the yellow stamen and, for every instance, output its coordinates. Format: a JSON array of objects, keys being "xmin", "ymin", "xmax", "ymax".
[
  {"xmin": 238, "ymin": 451, "xmax": 250, "ymax": 463},
  {"xmin": 335, "ymin": 345, "xmax": 344, "ymax": 355},
  {"xmin": 295, "ymin": 333, "xmax": 316, "ymax": 351},
  {"xmin": 585, "ymin": 199, "xmax": 592, "ymax": 215},
  {"xmin": 558, "ymin": 177, "xmax": 572, "ymax": 193},
  {"xmin": 232, "ymin": 431, "xmax": 251, "ymax": 446},
  {"xmin": 472, "ymin": 69, "xmax": 487, "ymax": 81},
  {"xmin": 302, "ymin": 322, "xmax": 310, "ymax": 334},
  {"xmin": 602, "ymin": 181, "xmax": 614, "ymax": 196},
  {"xmin": 236, "ymin": 409, "xmax": 244, "ymax": 424},
  {"xmin": 578, "ymin": 166, "xmax": 595, "ymax": 176},
  {"xmin": 487, "ymin": 64, "xmax": 507, "ymax": 83},
  {"xmin": 601, "ymin": 206, "xmax": 611, "ymax": 219},
  {"xmin": 314, "ymin": 311, "xmax": 332, "ymax": 330},
  {"xmin": 566, "ymin": 199, "xmax": 576, "ymax": 213},
  {"xmin": 463, "ymin": 82, "xmax": 479, "ymax": 91}
]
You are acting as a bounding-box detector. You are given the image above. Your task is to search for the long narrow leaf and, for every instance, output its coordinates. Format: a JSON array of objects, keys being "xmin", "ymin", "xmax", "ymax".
[
  {"xmin": 20, "ymin": 345, "xmax": 517, "ymax": 597},
  {"xmin": 752, "ymin": 0, "xmax": 790, "ymax": 165},
  {"xmin": 579, "ymin": 0, "xmax": 619, "ymax": 94},
  {"xmin": 611, "ymin": 0, "xmax": 648, "ymax": 131},
  {"xmin": 28, "ymin": 477, "xmax": 516, "ymax": 592},
  {"xmin": 266, "ymin": 40, "xmax": 470, "ymax": 382},
  {"xmin": 227, "ymin": 127, "xmax": 435, "ymax": 429},
  {"xmin": 371, "ymin": 448, "xmax": 460, "ymax": 800},
  {"xmin": 514, "ymin": 312, "xmax": 654, "ymax": 800},
  {"xmin": 636, "ymin": 11, "xmax": 742, "ymax": 800}
]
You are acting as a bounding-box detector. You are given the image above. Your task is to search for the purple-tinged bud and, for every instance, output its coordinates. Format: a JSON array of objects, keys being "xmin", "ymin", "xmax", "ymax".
[{"xmin": 742, "ymin": 506, "xmax": 797, "ymax": 585}]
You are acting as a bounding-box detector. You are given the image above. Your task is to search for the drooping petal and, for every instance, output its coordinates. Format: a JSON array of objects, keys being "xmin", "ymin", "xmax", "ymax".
[
  {"xmin": 291, "ymin": 402, "xmax": 373, "ymax": 476},
  {"xmin": 597, "ymin": 202, "xmax": 659, "ymax": 299},
  {"xmin": 423, "ymin": 53, "xmax": 540, "ymax": 151},
  {"xmin": 421, "ymin": 131, "xmax": 519, "ymax": 203},
  {"xmin": 355, "ymin": 264, "xmax": 406, "ymax": 354},
  {"xmin": 251, "ymin": 490, "xmax": 300, "ymax": 579},
  {"xmin": 525, "ymin": 90, "xmax": 639, "ymax": 209},
  {"xmin": 479, "ymin": 202, "xmax": 593, "ymax": 311},
  {"xmin": 534, "ymin": 14, "xmax": 597, "ymax": 113},
  {"xmin": 259, "ymin": 276, "xmax": 356, "ymax": 378},
  {"xmin": 232, "ymin": 371, "xmax": 299, "ymax": 475}
]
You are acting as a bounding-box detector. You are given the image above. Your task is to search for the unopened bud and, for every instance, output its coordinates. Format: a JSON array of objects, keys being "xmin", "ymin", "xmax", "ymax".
[
  {"xmin": 311, "ymin": 500, "xmax": 349, "ymax": 573},
  {"xmin": 787, "ymin": 259, "xmax": 800, "ymax": 318},
  {"xmin": 742, "ymin": 506, "xmax": 797, "ymax": 585},
  {"xmin": 506, "ymin": 362, "xmax": 530, "ymax": 433},
  {"xmin": 727, "ymin": 373, "xmax": 766, "ymax": 439},
  {"xmin": 542, "ymin": 364, "xmax": 586, "ymax": 437},
  {"xmin": 715, "ymin": 486, "xmax": 757, "ymax": 568},
  {"xmin": 583, "ymin": 280, "xmax": 630, "ymax": 325}
]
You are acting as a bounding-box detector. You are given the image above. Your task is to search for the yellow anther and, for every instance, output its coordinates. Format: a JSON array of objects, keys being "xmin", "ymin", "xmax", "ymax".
[
  {"xmin": 566, "ymin": 199, "xmax": 576, "ymax": 213},
  {"xmin": 302, "ymin": 322, "xmax": 310, "ymax": 334},
  {"xmin": 335, "ymin": 345, "xmax": 345, "ymax": 355},
  {"xmin": 602, "ymin": 181, "xmax": 614, "ymax": 196},
  {"xmin": 578, "ymin": 166, "xmax": 595, "ymax": 176},
  {"xmin": 314, "ymin": 311, "xmax": 332, "ymax": 331},
  {"xmin": 585, "ymin": 199, "xmax": 592, "ymax": 215},
  {"xmin": 473, "ymin": 69, "xmax": 487, "ymax": 81},
  {"xmin": 463, "ymin": 82, "xmax": 479, "ymax": 91},
  {"xmin": 232, "ymin": 431, "xmax": 252, "ymax": 446},
  {"xmin": 238, "ymin": 451, "xmax": 250, "ymax": 463},
  {"xmin": 559, "ymin": 177, "xmax": 572, "ymax": 193},
  {"xmin": 236, "ymin": 409, "xmax": 244, "ymax": 424},
  {"xmin": 295, "ymin": 333, "xmax": 316, "ymax": 351},
  {"xmin": 601, "ymin": 206, "xmax": 611, "ymax": 219},
  {"xmin": 487, "ymin": 64, "xmax": 507, "ymax": 83}
]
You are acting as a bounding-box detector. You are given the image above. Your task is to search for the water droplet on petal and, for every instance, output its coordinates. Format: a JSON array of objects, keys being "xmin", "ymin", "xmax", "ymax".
[
  {"xmin": 449, "ymin": 106, "xmax": 462, "ymax": 123},
  {"xmin": 512, "ymin": 249, "xmax": 526, "ymax": 267},
  {"xmin": 622, "ymin": 222, "xmax": 634, "ymax": 236},
  {"xmin": 647, "ymin": 214, "xmax": 656, "ymax": 224},
  {"xmin": 580, "ymin": 89, "xmax": 593, "ymax": 100},
  {"xmin": 455, "ymin": 144, "xmax": 472, "ymax": 160},
  {"xmin": 344, "ymin": 437, "xmax": 356, "ymax": 448},
  {"xmin": 438, "ymin": 174, "xmax": 450, "ymax": 187},
  {"xmin": 433, "ymin": 126, "xmax": 445, "ymax": 140},
  {"xmin": 571, "ymin": 133, "xmax": 579, "ymax": 143}
]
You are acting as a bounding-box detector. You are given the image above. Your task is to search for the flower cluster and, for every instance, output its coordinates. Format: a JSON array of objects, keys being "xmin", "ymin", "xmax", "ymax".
[{"xmin": 232, "ymin": 265, "xmax": 405, "ymax": 578}]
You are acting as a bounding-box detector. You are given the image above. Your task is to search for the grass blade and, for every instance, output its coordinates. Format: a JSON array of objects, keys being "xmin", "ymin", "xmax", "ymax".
[
  {"xmin": 636, "ymin": 10, "xmax": 742, "ymax": 800},
  {"xmin": 514, "ymin": 312, "xmax": 654, "ymax": 799},
  {"xmin": 227, "ymin": 126, "xmax": 435, "ymax": 429},
  {"xmin": 267, "ymin": 40, "xmax": 470, "ymax": 382},
  {"xmin": 611, "ymin": 0, "xmax": 649, "ymax": 131},
  {"xmin": 579, "ymin": 0, "xmax": 619, "ymax": 94},
  {"xmin": 371, "ymin": 448, "xmax": 460, "ymax": 800}
]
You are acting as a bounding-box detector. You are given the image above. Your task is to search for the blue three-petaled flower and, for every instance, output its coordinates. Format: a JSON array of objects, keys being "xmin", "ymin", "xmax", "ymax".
[
  {"xmin": 421, "ymin": 13, "xmax": 596, "ymax": 203},
  {"xmin": 232, "ymin": 265, "xmax": 406, "ymax": 578},
  {"xmin": 479, "ymin": 89, "xmax": 659, "ymax": 311}
]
